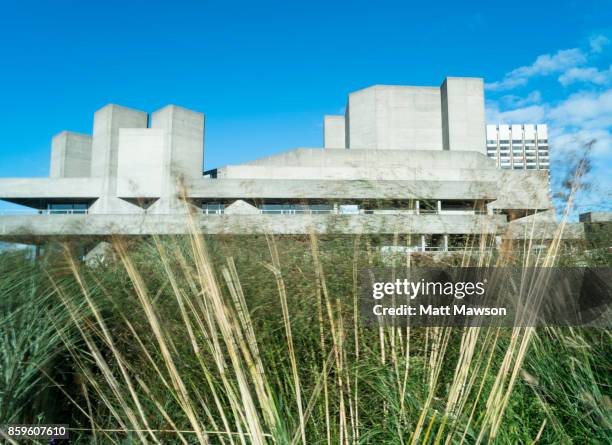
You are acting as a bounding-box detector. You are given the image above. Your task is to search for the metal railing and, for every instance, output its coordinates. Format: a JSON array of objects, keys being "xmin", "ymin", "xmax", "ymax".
[
  {"xmin": 0, "ymin": 209, "xmax": 89, "ymax": 215},
  {"xmin": 259, "ymin": 209, "xmax": 333, "ymax": 215}
]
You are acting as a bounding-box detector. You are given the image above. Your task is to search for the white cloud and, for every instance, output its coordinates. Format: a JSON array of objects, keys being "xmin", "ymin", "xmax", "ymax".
[
  {"xmin": 548, "ymin": 89, "xmax": 612, "ymax": 129},
  {"xmin": 558, "ymin": 65, "xmax": 612, "ymax": 86},
  {"xmin": 589, "ymin": 34, "xmax": 610, "ymax": 54},
  {"xmin": 486, "ymin": 103, "xmax": 546, "ymax": 124},
  {"xmin": 500, "ymin": 90, "xmax": 542, "ymax": 107},
  {"xmin": 486, "ymin": 48, "xmax": 587, "ymax": 91}
]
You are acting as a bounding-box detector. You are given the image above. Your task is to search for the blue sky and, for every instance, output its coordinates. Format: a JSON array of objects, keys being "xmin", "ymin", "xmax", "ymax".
[{"xmin": 0, "ymin": 0, "xmax": 610, "ymax": 213}]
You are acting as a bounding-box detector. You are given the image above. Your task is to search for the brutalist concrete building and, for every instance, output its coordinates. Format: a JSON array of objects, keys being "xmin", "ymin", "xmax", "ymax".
[{"xmin": 0, "ymin": 77, "xmax": 582, "ymax": 250}]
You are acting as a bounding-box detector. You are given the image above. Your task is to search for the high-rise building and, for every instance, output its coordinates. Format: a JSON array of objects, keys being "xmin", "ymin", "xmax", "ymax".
[{"xmin": 485, "ymin": 124, "xmax": 549, "ymax": 170}]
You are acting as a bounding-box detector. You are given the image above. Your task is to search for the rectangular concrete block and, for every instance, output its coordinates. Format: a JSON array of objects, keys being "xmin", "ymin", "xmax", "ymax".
[
  {"xmin": 324, "ymin": 115, "xmax": 346, "ymax": 148},
  {"xmin": 441, "ymin": 77, "xmax": 486, "ymax": 154},
  {"xmin": 150, "ymin": 105, "xmax": 205, "ymax": 180},
  {"xmin": 50, "ymin": 131, "xmax": 92, "ymax": 177},
  {"xmin": 348, "ymin": 86, "xmax": 443, "ymax": 150}
]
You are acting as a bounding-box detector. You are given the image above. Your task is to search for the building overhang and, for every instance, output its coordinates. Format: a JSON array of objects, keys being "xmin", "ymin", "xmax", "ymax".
[{"xmin": 0, "ymin": 178, "xmax": 102, "ymax": 207}]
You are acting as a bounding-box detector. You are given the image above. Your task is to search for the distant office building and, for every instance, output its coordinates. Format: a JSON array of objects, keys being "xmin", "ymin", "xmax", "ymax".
[{"xmin": 486, "ymin": 124, "xmax": 549, "ymax": 170}]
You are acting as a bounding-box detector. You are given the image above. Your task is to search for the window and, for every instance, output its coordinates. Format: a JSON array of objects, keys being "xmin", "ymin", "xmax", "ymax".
[
  {"xmin": 46, "ymin": 203, "xmax": 88, "ymax": 214},
  {"xmin": 203, "ymin": 203, "xmax": 224, "ymax": 214}
]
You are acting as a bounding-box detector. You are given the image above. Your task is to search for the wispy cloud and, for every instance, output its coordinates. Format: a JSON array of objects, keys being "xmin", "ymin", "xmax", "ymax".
[
  {"xmin": 590, "ymin": 34, "xmax": 610, "ymax": 54},
  {"xmin": 486, "ymin": 48, "xmax": 587, "ymax": 91},
  {"xmin": 486, "ymin": 34, "xmax": 611, "ymax": 92},
  {"xmin": 499, "ymin": 91, "xmax": 542, "ymax": 108},
  {"xmin": 558, "ymin": 65, "xmax": 612, "ymax": 86}
]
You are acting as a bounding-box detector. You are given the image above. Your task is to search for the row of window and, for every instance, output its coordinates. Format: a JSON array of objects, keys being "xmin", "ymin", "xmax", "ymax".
[{"xmin": 487, "ymin": 139, "xmax": 548, "ymax": 144}]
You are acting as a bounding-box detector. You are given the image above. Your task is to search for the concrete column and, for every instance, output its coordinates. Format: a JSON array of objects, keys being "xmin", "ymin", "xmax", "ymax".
[
  {"xmin": 421, "ymin": 235, "xmax": 426, "ymax": 252},
  {"xmin": 443, "ymin": 234, "xmax": 449, "ymax": 252},
  {"xmin": 415, "ymin": 200, "xmax": 420, "ymax": 215},
  {"xmin": 50, "ymin": 131, "xmax": 92, "ymax": 178},
  {"xmin": 437, "ymin": 200, "xmax": 442, "ymax": 214},
  {"xmin": 89, "ymin": 104, "xmax": 148, "ymax": 214}
]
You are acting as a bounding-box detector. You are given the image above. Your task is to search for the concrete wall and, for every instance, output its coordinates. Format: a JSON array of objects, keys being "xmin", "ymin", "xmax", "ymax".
[
  {"xmin": 488, "ymin": 170, "xmax": 552, "ymax": 210},
  {"xmin": 441, "ymin": 77, "xmax": 486, "ymax": 153},
  {"xmin": 216, "ymin": 165, "xmax": 502, "ymax": 182},
  {"xmin": 50, "ymin": 131, "xmax": 92, "ymax": 177},
  {"xmin": 324, "ymin": 115, "xmax": 346, "ymax": 148},
  {"xmin": 186, "ymin": 178, "xmax": 498, "ymax": 200},
  {"xmin": 0, "ymin": 213, "xmax": 507, "ymax": 237},
  {"xmin": 347, "ymin": 86, "xmax": 443, "ymax": 150},
  {"xmin": 241, "ymin": 148, "xmax": 496, "ymax": 170},
  {"xmin": 116, "ymin": 129, "xmax": 165, "ymax": 198}
]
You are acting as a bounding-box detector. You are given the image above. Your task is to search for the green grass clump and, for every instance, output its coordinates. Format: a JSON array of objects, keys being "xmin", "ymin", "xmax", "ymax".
[{"xmin": 0, "ymin": 231, "xmax": 610, "ymax": 444}]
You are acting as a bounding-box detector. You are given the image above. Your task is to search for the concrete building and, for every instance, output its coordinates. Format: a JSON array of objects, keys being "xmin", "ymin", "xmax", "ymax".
[
  {"xmin": 0, "ymin": 77, "xmax": 582, "ymax": 250},
  {"xmin": 324, "ymin": 77, "xmax": 485, "ymax": 153},
  {"xmin": 486, "ymin": 124, "xmax": 550, "ymax": 170}
]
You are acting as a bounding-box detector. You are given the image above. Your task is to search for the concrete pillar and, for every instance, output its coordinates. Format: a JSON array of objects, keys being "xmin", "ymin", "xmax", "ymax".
[
  {"xmin": 443, "ymin": 234, "xmax": 449, "ymax": 252},
  {"xmin": 421, "ymin": 235, "xmax": 426, "ymax": 252},
  {"xmin": 148, "ymin": 105, "xmax": 205, "ymax": 214},
  {"xmin": 89, "ymin": 104, "xmax": 148, "ymax": 214},
  {"xmin": 437, "ymin": 200, "xmax": 442, "ymax": 214},
  {"xmin": 415, "ymin": 200, "xmax": 420, "ymax": 215},
  {"xmin": 50, "ymin": 131, "xmax": 92, "ymax": 178},
  {"xmin": 324, "ymin": 115, "xmax": 346, "ymax": 149}
]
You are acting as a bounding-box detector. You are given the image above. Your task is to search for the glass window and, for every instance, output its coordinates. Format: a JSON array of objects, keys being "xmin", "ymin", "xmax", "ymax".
[
  {"xmin": 47, "ymin": 203, "xmax": 89, "ymax": 214},
  {"xmin": 203, "ymin": 203, "xmax": 224, "ymax": 214}
]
